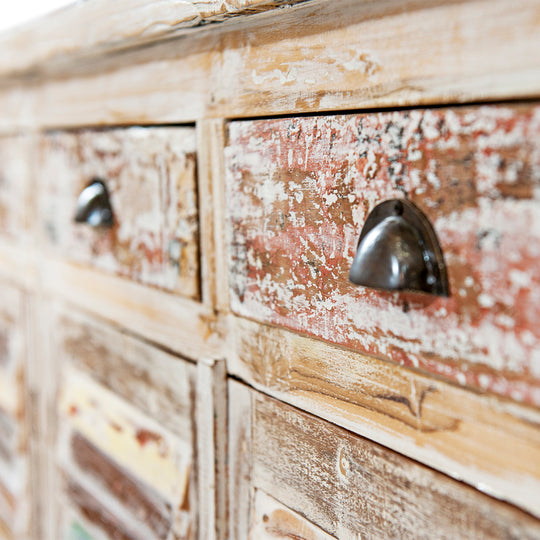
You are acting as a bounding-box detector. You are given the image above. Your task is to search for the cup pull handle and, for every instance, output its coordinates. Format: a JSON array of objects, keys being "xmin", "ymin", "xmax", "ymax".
[
  {"xmin": 74, "ymin": 178, "xmax": 114, "ymax": 228},
  {"xmin": 349, "ymin": 198, "xmax": 449, "ymax": 296}
]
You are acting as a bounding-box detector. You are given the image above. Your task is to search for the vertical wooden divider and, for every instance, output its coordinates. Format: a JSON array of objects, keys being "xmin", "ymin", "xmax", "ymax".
[
  {"xmin": 197, "ymin": 358, "xmax": 228, "ymax": 540},
  {"xmin": 227, "ymin": 380, "xmax": 253, "ymax": 540},
  {"xmin": 196, "ymin": 119, "xmax": 230, "ymax": 313}
]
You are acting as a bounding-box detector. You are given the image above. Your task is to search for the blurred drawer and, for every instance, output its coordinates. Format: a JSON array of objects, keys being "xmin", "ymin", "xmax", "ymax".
[
  {"xmin": 39, "ymin": 127, "xmax": 199, "ymax": 299},
  {"xmin": 225, "ymin": 104, "xmax": 540, "ymax": 405},
  {"xmin": 0, "ymin": 136, "xmax": 32, "ymax": 245},
  {"xmin": 52, "ymin": 311, "xmax": 198, "ymax": 540},
  {"xmin": 229, "ymin": 381, "xmax": 540, "ymax": 539},
  {"xmin": 0, "ymin": 282, "xmax": 30, "ymax": 539}
]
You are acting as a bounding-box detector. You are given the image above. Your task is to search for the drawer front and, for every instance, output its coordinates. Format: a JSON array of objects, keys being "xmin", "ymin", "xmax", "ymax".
[
  {"xmin": 225, "ymin": 104, "xmax": 540, "ymax": 405},
  {"xmin": 0, "ymin": 136, "xmax": 32, "ymax": 244},
  {"xmin": 40, "ymin": 128, "xmax": 199, "ymax": 299},
  {"xmin": 52, "ymin": 311, "xmax": 197, "ymax": 540},
  {"xmin": 229, "ymin": 381, "xmax": 540, "ymax": 539},
  {"xmin": 0, "ymin": 283, "xmax": 30, "ymax": 539}
]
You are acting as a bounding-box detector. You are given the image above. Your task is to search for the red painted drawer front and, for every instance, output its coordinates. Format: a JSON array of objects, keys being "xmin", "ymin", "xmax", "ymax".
[
  {"xmin": 0, "ymin": 136, "xmax": 32, "ymax": 244},
  {"xmin": 39, "ymin": 128, "xmax": 199, "ymax": 299},
  {"xmin": 225, "ymin": 105, "xmax": 540, "ymax": 405}
]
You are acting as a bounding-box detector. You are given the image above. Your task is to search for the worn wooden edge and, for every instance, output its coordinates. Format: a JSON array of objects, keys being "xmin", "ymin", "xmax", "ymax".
[
  {"xmin": 31, "ymin": 295, "xmax": 61, "ymax": 539},
  {"xmin": 226, "ymin": 314, "xmax": 540, "ymax": 518},
  {"xmin": 23, "ymin": 294, "xmax": 41, "ymax": 540},
  {"xmin": 196, "ymin": 358, "xmax": 228, "ymax": 540},
  {"xmin": 201, "ymin": 119, "xmax": 230, "ymax": 313},
  {"xmin": 0, "ymin": 0, "xmax": 308, "ymax": 80},
  {"xmin": 38, "ymin": 256, "xmax": 225, "ymax": 362},
  {"xmin": 227, "ymin": 379, "xmax": 253, "ymax": 540},
  {"xmin": 1, "ymin": 0, "xmax": 540, "ymax": 130},
  {"xmin": 197, "ymin": 119, "xmax": 227, "ymax": 310}
]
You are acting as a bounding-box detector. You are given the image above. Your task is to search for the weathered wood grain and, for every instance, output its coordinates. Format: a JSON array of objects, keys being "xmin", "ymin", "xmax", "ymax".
[
  {"xmin": 0, "ymin": 0, "xmax": 308, "ymax": 79},
  {"xmin": 40, "ymin": 256, "xmax": 223, "ymax": 361},
  {"xmin": 2, "ymin": 0, "xmax": 540, "ymax": 129},
  {"xmin": 56, "ymin": 310, "xmax": 196, "ymax": 438},
  {"xmin": 249, "ymin": 490, "xmax": 336, "ymax": 540},
  {"xmin": 225, "ymin": 104, "xmax": 540, "ymax": 407},
  {"xmin": 39, "ymin": 127, "xmax": 200, "ymax": 299},
  {"xmin": 227, "ymin": 315, "xmax": 540, "ymax": 518},
  {"xmin": 230, "ymin": 384, "xmax": 540, "ymax": 539},
  {"xmin": 0, "ymin": 136, "xmax": 32, "ymax": 244},
  {"xmin": 196, "ymin": 358, "xmax": 228, "ymax": 540},
  {"xmin": 0, "ymin": 282, "xmax": 30, "ymax": 539},
  {"xmin": 197, "ymin": 119, "xmax": 228, "ymax": 309},
  {"xmin": 53, "ymin": 316, "xmax": 200, "ymax": 540},
  {"xmin": 228, "ymin": 380, "xmax": 253, "ymax": 540}
]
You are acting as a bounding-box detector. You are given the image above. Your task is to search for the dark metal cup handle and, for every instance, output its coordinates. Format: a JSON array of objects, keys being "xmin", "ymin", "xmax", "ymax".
[
  {"xmin": 74, "ymin": 178, "xmax": 114, "ymax": 228},
  {"xmin": 349, "ymin": 198, "xmax": 449, "ymax": 297}
]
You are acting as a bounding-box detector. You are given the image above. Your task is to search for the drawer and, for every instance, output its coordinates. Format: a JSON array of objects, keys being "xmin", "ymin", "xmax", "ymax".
[
  {"xmin": 51, "ymin": 311, "xmax": 199, "ymax": 540},
  {"xmin": 225, "ymin": 104, "xmax": 540, "ymax": 405},
  {"xmin": 229, "ymin": 381, "xmax": 540, "ymax": 539},
  {"xmin": 0, "ymin": 282, "xmax": 31, "ymax": 539},
  {"xmin": 0, "ymin": 136, "xmax": 32, "ymax": 244},
  {"xmin": 39, "ymin": 127, "xmax": 199, "ymax": 299}
]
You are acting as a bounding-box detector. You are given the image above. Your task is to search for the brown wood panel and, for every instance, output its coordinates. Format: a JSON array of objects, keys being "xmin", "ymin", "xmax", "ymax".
[
  {"xmin": 39, "ymin": 127, "xmax": 200, "ymax": 299},
  {"xmin": 225, "ymin": 103, "xmax": 540, "ymax": 406},
  {"xmin": 229, "ymin": 382, "xmax": 540, "ymax": 539}
]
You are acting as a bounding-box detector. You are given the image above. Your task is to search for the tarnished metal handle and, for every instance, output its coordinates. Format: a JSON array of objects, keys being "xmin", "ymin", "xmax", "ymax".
[
  {"xmin": 74, "ymin": 178, "xmax": 114, "ymax": 227},
  {"xmin": 349, "ymin": 198, "xmax": 449, "ymax": 296}
]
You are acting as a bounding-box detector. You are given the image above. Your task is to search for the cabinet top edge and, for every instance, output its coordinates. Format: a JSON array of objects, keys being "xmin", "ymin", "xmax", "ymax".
[{"xmin": 0, "ymin": 0, "xmax": 310, "ymax": 81}]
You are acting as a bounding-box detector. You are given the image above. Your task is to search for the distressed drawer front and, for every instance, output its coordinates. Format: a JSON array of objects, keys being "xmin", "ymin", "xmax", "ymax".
[
  {"xmin": 40, "ymin": 128, "xmax": 199, "ymax": 299},
  {"xmin": 0, "ymin": 136, "xmax": 32, "ymax": 244},
  {"xmin": 54, "ymin": 311, "xmax": 197, "ymax": 540},
  {"xmin": 0, "ymin": 282, "xmax": 30, "ymax": 539},
  {"xmin": 230, "ymin": 382, "xmax": 540, "ymax": 539},
  {"xmin": 225, "ymin": 105, "xmax": 540, "ymax": 405}
]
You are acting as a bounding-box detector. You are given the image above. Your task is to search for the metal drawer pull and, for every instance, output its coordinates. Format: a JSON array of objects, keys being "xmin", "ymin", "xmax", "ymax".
[
  {"xmin": 74, "ymin": 178, "xmax": 114, "ymax": 227},
  {"xmin": 349, "ymin": 199, "xmax": 449, "ymax": 296}
]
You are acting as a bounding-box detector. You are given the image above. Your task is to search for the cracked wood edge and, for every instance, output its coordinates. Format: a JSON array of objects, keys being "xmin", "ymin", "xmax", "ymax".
[
  {"xmin": 226, "ymin": 314, "xmax": 540, "ymax": 518},
  {"xmin": 1, "ymin": 0, "xmax": 540, "ymax": 130},
  {"xmin": 196, "ymin": 358, "xmax": 228, "ymax": 540},
  {"xmin": 0, "ymin": 0, "xmax": 308, "ymax": 79}
]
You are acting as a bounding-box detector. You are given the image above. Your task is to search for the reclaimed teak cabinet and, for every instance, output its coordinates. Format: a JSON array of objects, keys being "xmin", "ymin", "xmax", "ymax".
[{"xmin": 0, "ymin": 1, "xmax": 539, "ymax": 538}]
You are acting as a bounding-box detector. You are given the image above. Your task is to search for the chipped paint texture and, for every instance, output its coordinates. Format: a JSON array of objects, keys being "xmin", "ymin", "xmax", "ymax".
[
  {"xmin": 39, "ymin": 127, "xmax": 199, "ymax": 299},
  {"xmin": 0, "ymin": 282, "xmax": 30, "ymax": 538},
  {"xmin": 0, "ymin": 136, "xmax": 32, "ymax": 244},
  {"xmin": 243, "ymin": 390, "xmax": 540, "ymax": 539},
  {"xmin": 54, "ymin": 313, "xmax": 197, "ymax": 540},
  {"xmin": 225, "ymin": 105, "xmax": 540, "ymax": 405}
]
